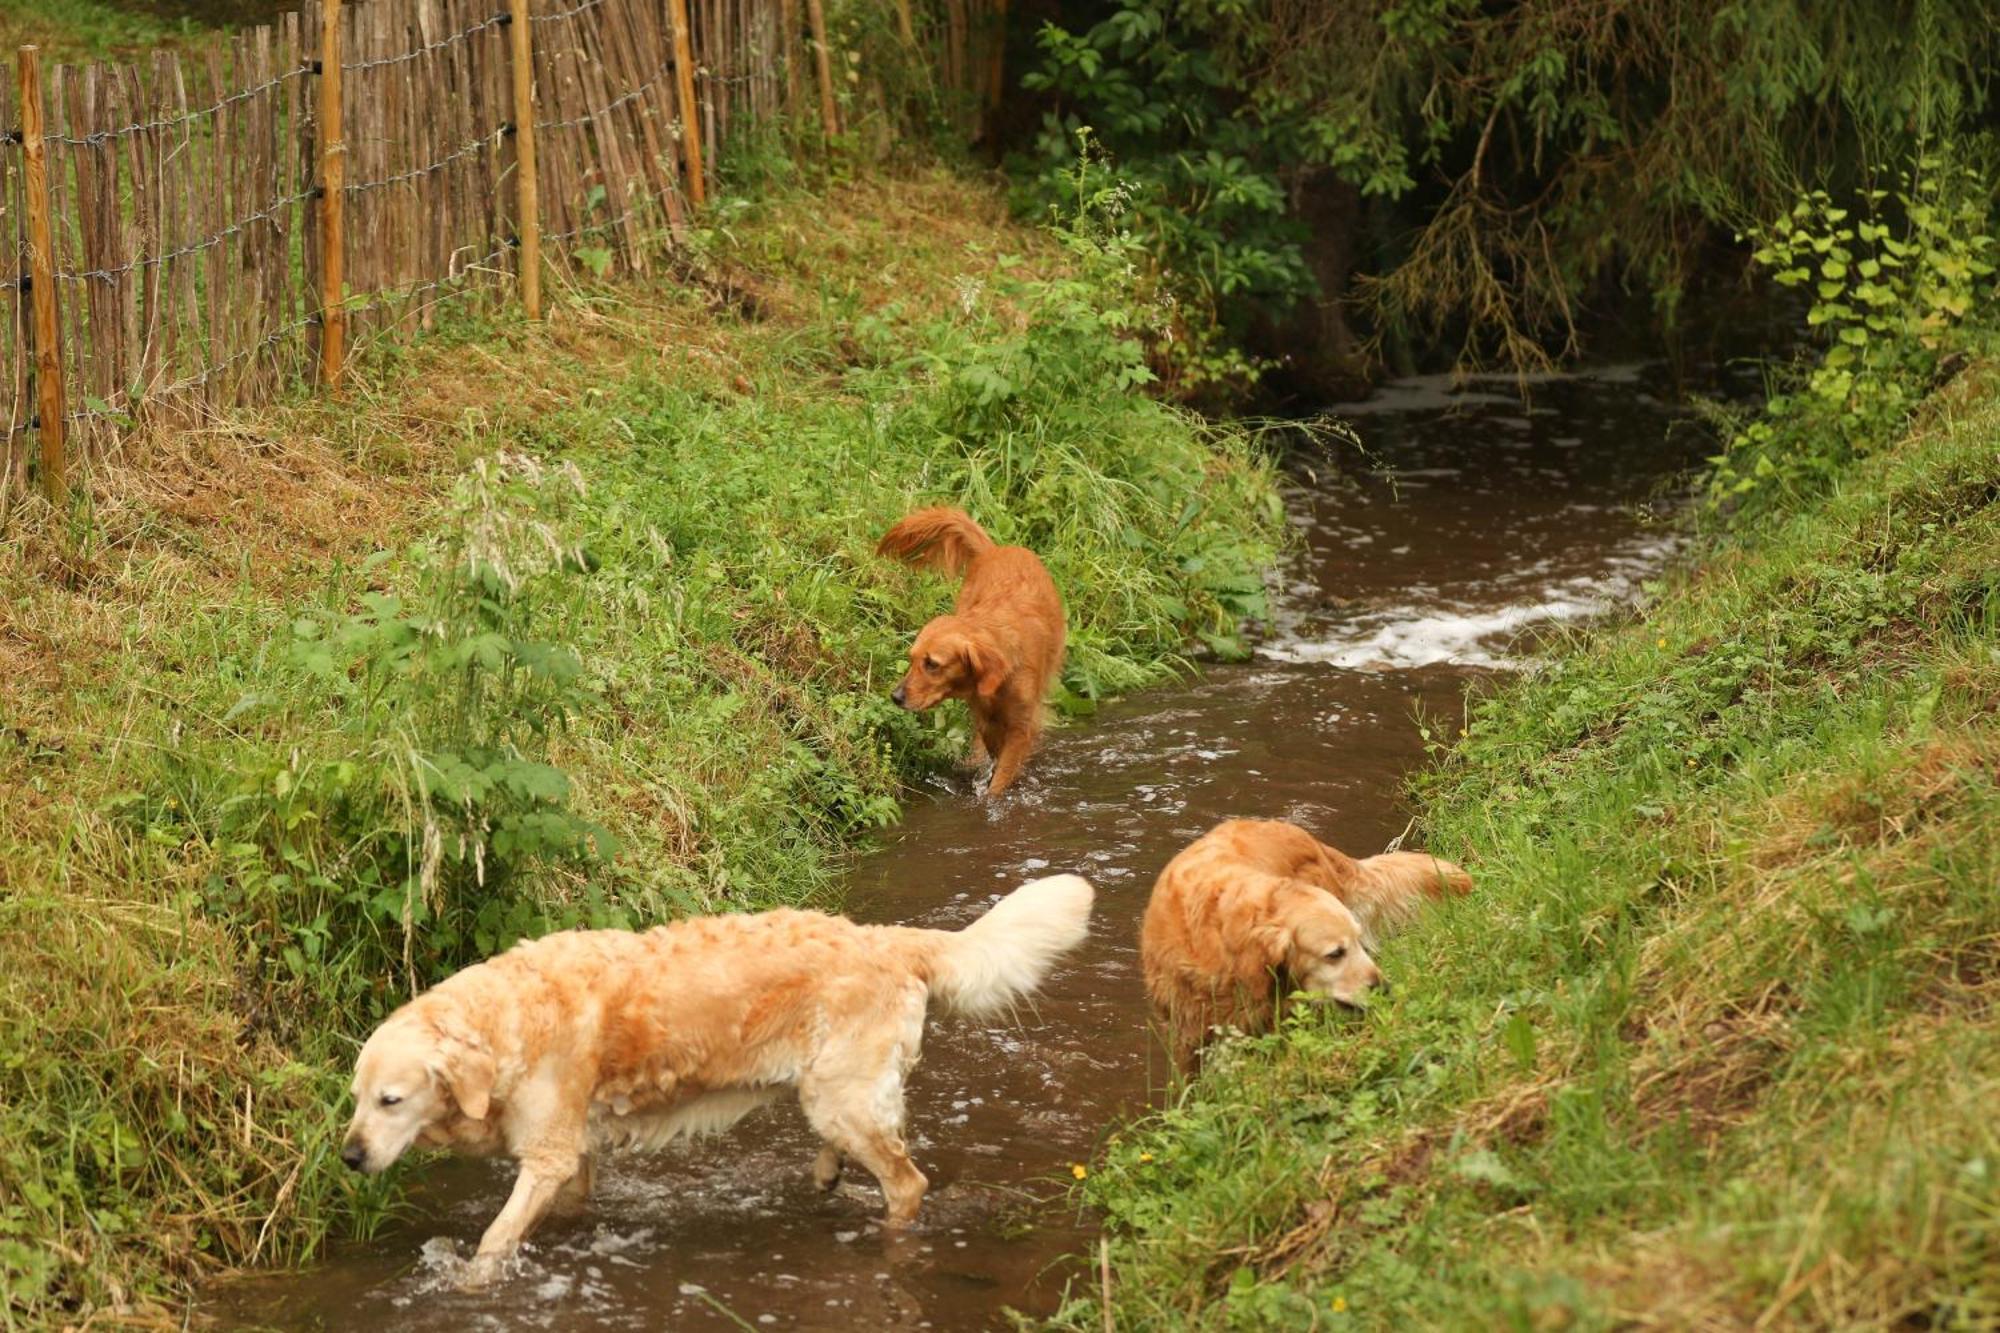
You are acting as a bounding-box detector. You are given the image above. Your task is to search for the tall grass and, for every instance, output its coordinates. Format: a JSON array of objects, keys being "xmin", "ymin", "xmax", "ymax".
[{"xmin": 0, "ymin": 169, "xmax": 1280, "ymax": 1322}]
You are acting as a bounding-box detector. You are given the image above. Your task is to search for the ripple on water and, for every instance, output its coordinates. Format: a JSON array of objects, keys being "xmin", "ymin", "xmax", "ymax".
[{"xmin": 205, "ymin": 366, "xmax": 1701, "ymax": 1332}]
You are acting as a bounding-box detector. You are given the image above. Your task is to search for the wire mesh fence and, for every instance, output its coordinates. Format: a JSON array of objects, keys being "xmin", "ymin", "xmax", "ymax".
[{"xmin": 0, "ymin": 0, "xmax": 1007, "ymax": 502}]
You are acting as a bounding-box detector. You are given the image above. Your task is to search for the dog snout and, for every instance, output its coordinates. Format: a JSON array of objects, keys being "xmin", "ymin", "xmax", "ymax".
[
  {"xmin": 340, "ymin": 1138, "xmax": 369, "ymax": 1172},
  {"xmin": 890, "ymin": 683, "xmax": 908, "ymax": 708}
]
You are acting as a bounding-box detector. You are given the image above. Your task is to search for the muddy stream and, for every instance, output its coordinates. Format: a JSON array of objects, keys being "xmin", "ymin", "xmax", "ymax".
[{"xmin": 213, "ymin": 367, "xmax": 1695, "ymax": 1330}]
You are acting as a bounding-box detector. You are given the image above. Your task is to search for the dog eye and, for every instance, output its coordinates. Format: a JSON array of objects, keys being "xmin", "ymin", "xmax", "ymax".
[
  {"xmin": 378, "ymin": 1093, "xmax": 403, "ymax": 1108},
  {"xmin": 1324, "ymin": 947, "xmax": 1347, "ymax": 962},
  {"xmin": 921, "ymin": 657, "xmax": 939, "ymax": 672}
]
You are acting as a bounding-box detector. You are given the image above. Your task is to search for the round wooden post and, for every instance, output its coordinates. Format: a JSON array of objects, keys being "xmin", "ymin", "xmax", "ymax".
[
  {"xmin": 17, "ymin": 46, "xmax": 66, "ymax": 507},
  {"xmin": 508, "ymin": 0, "xmax": 541, "ymax": 318},
  {"xmin": 804, "ymin": 0, "xmax": 839, "ymax": 139},
  {"xmin": 986, "ymin": 0, "xmax": 1007, "ymax": 110},
  {"xmin": 317, "ymin": 0, "xmax": 346, "ymax": 388},
  {"xmin": 778, "ymin": 0, "xmax": 800, "ymax": 119},
  {"xmin": 666, "ymin": 0, "xmax": 706, "ymax": 208}
]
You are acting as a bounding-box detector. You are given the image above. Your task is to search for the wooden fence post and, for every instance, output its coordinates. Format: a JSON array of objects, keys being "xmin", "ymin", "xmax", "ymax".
[
  {"xmin": 804, "ymin": 0, "xmax": 839, "ymax": 139},
  {"xmin": 317, "ymin": 0, "xmax": 345, "ymax": 387},
  {"xmin": 17, "ymin": 46, "xmax": 65, "ymax": 508},
  {"xmin": 508, "ymin": 0, "xmax": 541, "ymax": 318},
  {"xmin": 986, "ymin": 0, "xmax": 1007, "ymax": 110},
  {"xmin": 667, "ymin": 0, "xmax": 705, "ymax": 208},
  {"xmin": 778, "ymin": 0, "xmax": 801, "ymax": 118}
]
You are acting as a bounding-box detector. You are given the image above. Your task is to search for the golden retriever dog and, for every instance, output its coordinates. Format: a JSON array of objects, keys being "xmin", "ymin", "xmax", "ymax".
[
  {"xmin": 1140, "ymin": 819, "xmax": 1471, "ymax": 1073},
  {"xmin": 342, "ymin": 874, "xmax": 1094, "ymax": 1285},
  {"xmin": 878, "ymin": 506, "xmax": 1066, "ymax": 797}
]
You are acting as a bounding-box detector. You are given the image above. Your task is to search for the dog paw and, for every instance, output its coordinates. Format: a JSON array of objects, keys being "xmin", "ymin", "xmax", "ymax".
[
  {"xmin": 457, "ymin": 1252, "xmax": 508, "ymax": 1290},
  {"xmin": 812, "ymin": 1146, "xmax": 844, "ymax": 1192}
]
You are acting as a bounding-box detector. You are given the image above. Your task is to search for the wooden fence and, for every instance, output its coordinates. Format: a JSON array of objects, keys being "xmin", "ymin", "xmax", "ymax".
[{"xmin": 0, "ymin": 0, "xmax": 1006, "ymax": 505}]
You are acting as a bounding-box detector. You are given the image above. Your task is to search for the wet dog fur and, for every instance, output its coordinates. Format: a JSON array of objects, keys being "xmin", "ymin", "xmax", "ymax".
[
  {"xmin": 878, "ymin": 506, "xmax": 1065, "ymax": 797},
  {"xmin": 341, "ymin": 875, "xmax": 1094, "ymax": 1285},
  {"xmin": 1140, "ymin": 819, "xmax": 1472, "ymax": 1074}
]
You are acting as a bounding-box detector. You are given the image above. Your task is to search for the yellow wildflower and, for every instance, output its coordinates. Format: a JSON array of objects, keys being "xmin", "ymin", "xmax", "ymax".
[
  {"xmin": 1332, "ymin": 1296, "xmax": 1348, "ymax": 1313},
  {"xmin": 1071, "ymin": 1164, "xmax": 1088, "ymax": 1180}
]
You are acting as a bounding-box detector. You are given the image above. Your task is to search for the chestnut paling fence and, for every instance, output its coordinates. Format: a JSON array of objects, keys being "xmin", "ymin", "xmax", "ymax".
[{"xmin": 0, "ymin": 0, "xmax": 1007, "ymax": 505}]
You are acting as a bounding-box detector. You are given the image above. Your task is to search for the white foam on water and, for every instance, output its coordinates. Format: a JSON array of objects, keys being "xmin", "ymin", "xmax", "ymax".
[{"xmin": 1261, "ymin": 529, "xmax": 1679, "ymax": 671}]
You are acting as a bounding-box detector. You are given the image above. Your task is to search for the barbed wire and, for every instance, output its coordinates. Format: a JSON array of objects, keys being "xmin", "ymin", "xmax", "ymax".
[
  {"xmin": 52, "ymin": 63, "xmax": 312, "ymax": 148},
  {"xmin": 58, "ymin": 184, "xmax": 317, "ymax": 285},
  {"xmin": 6, "ymin": 311, "xmax": 317, "ymax": 434},
  {"xmin": 374, "ymin": 241, "xmax": 513, "ymax": 306},
  {"xmin": 136, "ymin": 313, "xmax": 317, "ymax": 403},
  {"xmin": 535, "ymin": 57, "xmax": 673, "ymax": 132},
  {"xmin": 344, "ymin": 11, "xmax": 510, "ymax": 74},
  {"xmin": 349, "ymin": 242, "xmax": 513, "ymax": 354},
  {"xmin": 545, "ymin": 192, "xmax": 669, "ymax": 245},
  {"xmin": 346, "ymin": 128, "xmax": 504, "ymax": 194},
  {"xmin": 530, "ymin": 0, "xmax": 612, "ymax": 24}
]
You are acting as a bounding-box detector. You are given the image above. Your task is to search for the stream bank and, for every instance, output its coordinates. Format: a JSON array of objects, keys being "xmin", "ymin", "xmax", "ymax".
[
  {"xmin": 209, "ymin": 366, "xmax": 1703, "ymax": 1328},
  {"xmin": 0, "ymin": 170, "xmax": 1274, "ymax": 1324},
  {"xmin": 1058, "ymin": 362, "xmax": 2000, "ymax": 1330}
]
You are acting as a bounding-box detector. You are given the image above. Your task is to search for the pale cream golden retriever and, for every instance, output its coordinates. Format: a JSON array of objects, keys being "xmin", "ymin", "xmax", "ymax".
[
  {"xmin": 1140, "ymin": 819, "xmax": 1471, "ymax": 1073},
  {"xmin": 342, "ymin": 874, "xmax": 1094, "ymax": 1285}
]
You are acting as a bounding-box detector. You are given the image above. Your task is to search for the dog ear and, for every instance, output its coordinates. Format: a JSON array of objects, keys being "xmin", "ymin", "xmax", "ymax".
[
  {"xmin": 432, "ymin": 1038, "xmax": 497, "ymax": 1121},
  {"xmin": 1251, "ymin": 920, "xmax": 1294, "ymax": 968},
  {"xmin": 965, "ymin": 636, "xmax": 1010, "ymax": 698}
]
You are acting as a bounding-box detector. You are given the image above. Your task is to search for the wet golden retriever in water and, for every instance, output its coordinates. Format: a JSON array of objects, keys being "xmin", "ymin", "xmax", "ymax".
[
  {"xmin": 1140, "ymin": 819, "xmax": 1471, "ymax": 1073},
  {"xmin": 878, "ymin": 506, "xmax": 1065, "ymax": 798},
  {"xmin": 341, "ymin": 875, "xmax": 1094, "ymax": 1285}
]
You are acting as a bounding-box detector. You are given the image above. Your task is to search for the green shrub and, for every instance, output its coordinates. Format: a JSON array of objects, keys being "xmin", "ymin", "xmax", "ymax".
[{"xmin": 1711, "ymin": 151, "xmax": 1998, "ymax": 510}]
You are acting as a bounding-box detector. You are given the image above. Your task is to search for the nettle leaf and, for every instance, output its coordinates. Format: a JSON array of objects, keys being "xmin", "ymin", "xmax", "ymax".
[{"xmin": 496, "ymin": 760, "xmax": 571, "ymax": 803}]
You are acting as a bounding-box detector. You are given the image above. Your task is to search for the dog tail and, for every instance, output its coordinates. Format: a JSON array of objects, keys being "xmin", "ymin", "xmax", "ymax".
[
  {"xmin": 1344, "ymin": 852, "xmax": 1473, "ymax": 942},
  {"xmin": 876, "ymin": 506, "xmax": 996, "ymax": 579},
  {"xmin": 918, "ymin": 874, "xmax": 1094, "ymax": 1018}
]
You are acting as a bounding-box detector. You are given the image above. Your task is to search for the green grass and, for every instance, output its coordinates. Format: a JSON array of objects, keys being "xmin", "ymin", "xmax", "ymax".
[
  {"xmin": 0, "ymin": 168, "xmax": 1280, "ymax": 1323},
  {"xmin": 0, "ymin": 0, "xmax": 206, "ymax": 60},
  {"xmin": 1056, "ymin": 360, "xmax": 2000, "ymax": 1330}
]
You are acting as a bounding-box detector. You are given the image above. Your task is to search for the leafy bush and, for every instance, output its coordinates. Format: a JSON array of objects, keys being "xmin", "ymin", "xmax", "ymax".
[
  {"xmin": 1015, "ymin": 0, "xmax": 2000, "ymax": 381},
  {"xmin": 1709, "ymin": 152, "xmax": 1997, "ymax": 510},
  {"xmin": 123, "ymin": 454, "xmax": 622, "ymax": 1033}
]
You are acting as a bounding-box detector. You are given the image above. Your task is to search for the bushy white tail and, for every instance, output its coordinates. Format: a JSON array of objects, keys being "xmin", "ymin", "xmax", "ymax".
[{"xmin": 923, "ymin": 874, "xmax": 1094, "ymax": 1017}]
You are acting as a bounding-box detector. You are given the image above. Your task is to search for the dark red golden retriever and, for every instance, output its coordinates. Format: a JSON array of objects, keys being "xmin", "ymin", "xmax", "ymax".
[
  {"xmin": 1141, "ymin": 818, "xmax": 1473, "ymax": 1073},
  {"xmin": 878, "ymin": 506, "xmax": 1065, "ymax": 797}
]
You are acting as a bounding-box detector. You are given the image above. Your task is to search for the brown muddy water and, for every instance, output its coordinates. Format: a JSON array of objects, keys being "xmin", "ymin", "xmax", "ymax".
[{"xmin": 211, "ymin": 367, "xmax": 1696, "ymax": 1330}]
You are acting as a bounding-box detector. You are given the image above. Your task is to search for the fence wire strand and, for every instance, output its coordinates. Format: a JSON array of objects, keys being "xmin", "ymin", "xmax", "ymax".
[
  {"xmin": 545, "ymin": 192, "xmax": 669, "ymax": 245},
  {"xmin": 536, "ymin": 56, "xmax": 673, "ymax": 131},
  {"xmin": 54, "ymin": 311, "xmax": 318, "ymax": 430},
  {"xmin": 530, "ymin": 0, "xmax": 613, "ymax": 24},
  {"xmin": 346, "ymin": 128, "xmax": 505, "ymax": 194},
  {"xmin": 343, "ymin": 11, "xmax": 509, "ymax": 74},
  {"xmin": 52, "ymin": 63, "xmax": 313, "ymax": 147},
  {"xmin": 59, "ymin": 184, "xmax": 319, "ymax": 285}
]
